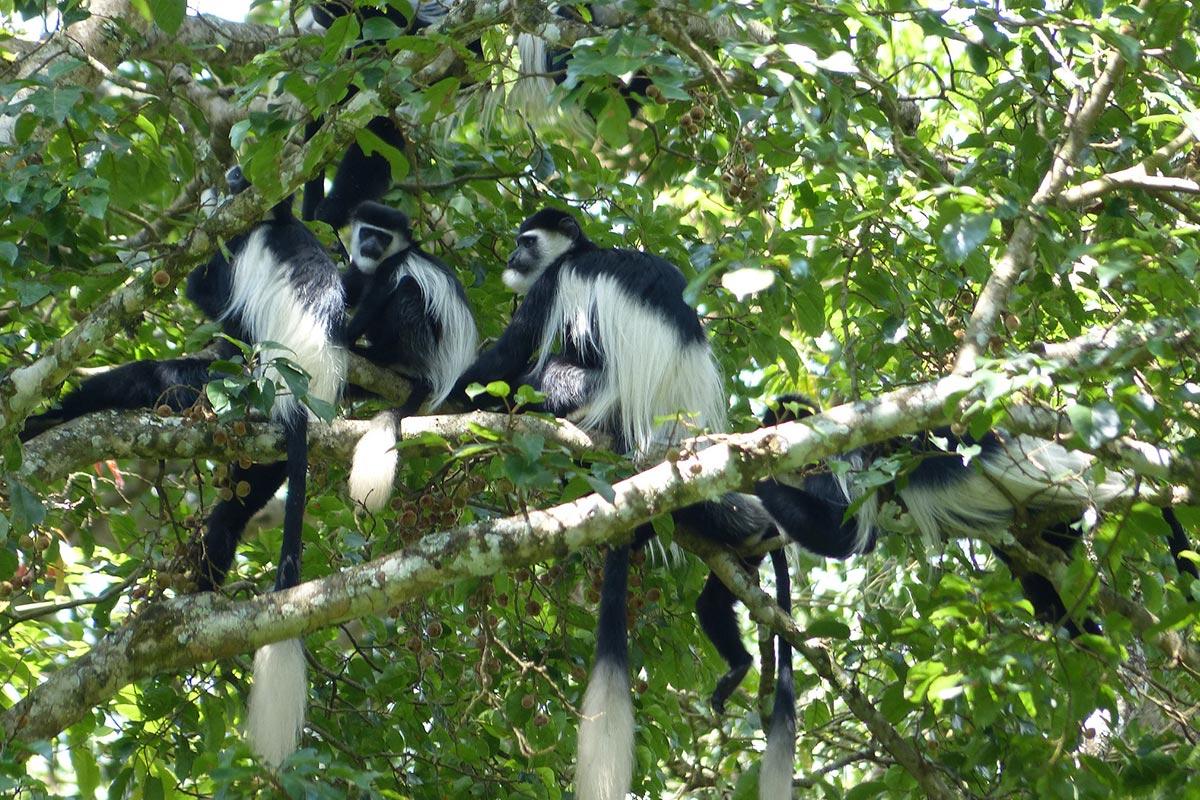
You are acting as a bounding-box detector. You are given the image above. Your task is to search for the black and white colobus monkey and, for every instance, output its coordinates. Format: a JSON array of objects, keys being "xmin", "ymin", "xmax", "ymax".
[
  {"xmin": 755, "ymin": 396, "xmax": 1199, "ymax": 636},
  {"xmin": 19, "ymin": 357, "xmax": 223, "ymax": 442},
  {"xmin": 185, "ymin": 166, "xmax": 348, "ymax": 767},
  {"xmin": 513, "ymin": 3, "xmax": 652, "ymax": 121},
  {"xmin": 293, "ymin": 1, "xmax": 469, "ymax": 228},
  {"xmin": 338, "ymin": 201, "xmax": 478, "ymax": 511},
  {"xmin": 454, "ymin": 208, "xmax": 795, "ymax": 800}
]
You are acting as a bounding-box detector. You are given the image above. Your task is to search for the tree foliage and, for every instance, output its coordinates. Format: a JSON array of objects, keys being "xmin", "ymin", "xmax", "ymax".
[{"xmin": 1, "ymin": 0, "xmax": 1199, "ymax": 798}]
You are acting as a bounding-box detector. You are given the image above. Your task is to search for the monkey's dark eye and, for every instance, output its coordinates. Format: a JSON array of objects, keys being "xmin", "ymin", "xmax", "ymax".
[{"xmin": 517, "ymin": 234, "xmax": 536, "ymax": 247}]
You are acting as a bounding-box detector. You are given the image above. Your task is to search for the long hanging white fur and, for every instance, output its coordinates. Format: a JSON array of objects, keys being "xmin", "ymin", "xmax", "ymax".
[
  {"xmin": 246, "ymin": 638, "xmax": 307, "ymax": 767},
  {"xmin": 575, "ymin": 659, "xmax": 635, "ymax": 800},
  {"xmin": 347, "ymin": 250, "xmax": 477, "ymax": 512},
  {"xmin": 533, "ymin": 269, "xmax": 726, "ymax": 459}
]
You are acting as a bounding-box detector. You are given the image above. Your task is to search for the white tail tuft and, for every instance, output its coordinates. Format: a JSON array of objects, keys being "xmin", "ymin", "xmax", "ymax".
[
  {"xmin": 576, "ymin": 659, "xmax": 634, "ymax": 800},
  {"xmin": 348, "ymin": 412, "xmax": 401, "ymax": 512},
  {"xmin": 759, "ymin": 710, "xmax": 796, "ymax": 800},
  {"xmin": 247, "ymin": 638, "xmax": 306, "ymax": 768}
]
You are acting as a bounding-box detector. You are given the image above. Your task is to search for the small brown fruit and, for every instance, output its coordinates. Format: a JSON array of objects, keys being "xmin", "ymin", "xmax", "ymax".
[
  {"xmin": 155, "ymin": 404, "xmax": 172, "ymax": 418},
  {"xmin": 235, "ymin": 481, "xmax": 251, "ymax": 499},
  {"xmin": 533, "ymin": 712, "xmax": 549, "ymax": 727},
  {"xmin": 521, "ymin": 694, "xmax": 536, "ymax": 710},
  {"xmin": 152, "ymin": 270, "xmax": 171, "ymax": 288}
]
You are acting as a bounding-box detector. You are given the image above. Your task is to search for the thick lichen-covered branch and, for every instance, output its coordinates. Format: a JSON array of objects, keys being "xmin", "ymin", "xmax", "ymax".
[
  {"xmin": 7, "ymin": 316, "xmax": 1190, "ymax": 746},
  {"xmin": 19, "ymin": 410, "xmax": 603, "ymax": 485}
]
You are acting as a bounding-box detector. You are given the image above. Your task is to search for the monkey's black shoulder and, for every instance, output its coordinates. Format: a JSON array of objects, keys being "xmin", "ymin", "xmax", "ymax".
[{"xmin": 561, "ymin": 247, "xmax": 704, "ymax": 344}]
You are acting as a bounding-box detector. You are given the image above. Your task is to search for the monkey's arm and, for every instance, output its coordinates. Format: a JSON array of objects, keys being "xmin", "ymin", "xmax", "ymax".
[
  {"xmin": 754, "ymin": 475, "xmax": 867, "ymax": 559},
  {"xmin": 341, "ymin": 264, "xmax": 369, "ymax": 308},
  {"xmin": 342, "ymin": 273, "xmax": 396, "ymax": 346},
  {"xmin": 454, "ymin": 271, "xmax": 558, "ymax": 394}
]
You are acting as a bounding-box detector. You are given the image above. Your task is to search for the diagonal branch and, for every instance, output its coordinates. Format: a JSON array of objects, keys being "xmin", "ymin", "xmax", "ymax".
[
  {"xmin": 953, "ymin": 26, "xmax": 1135, "ymax": 374},
  {"xmin": 678, "ymin": 533, "xmax": 962, "ymax": 800},
  {"xmin": 1059, "ymin": 128, "xmax": 1198, "ymax": 206},
  {"xmin": 5, "ymin": 315, "xmax": 1190, "ymax": 748}
]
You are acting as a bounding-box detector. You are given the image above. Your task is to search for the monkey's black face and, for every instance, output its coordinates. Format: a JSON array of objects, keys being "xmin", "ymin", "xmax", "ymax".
[
  {"xmin": 503, "ymin": 229, "xmax": 573, "ymax": 293},
  {"xmin": 350, "ymin": 222, "xmax": 407, "ymax": 274}
]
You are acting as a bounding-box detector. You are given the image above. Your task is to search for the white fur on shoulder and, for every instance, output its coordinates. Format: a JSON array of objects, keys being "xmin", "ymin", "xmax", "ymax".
[
  {"xmin": 400, "ymin": 253, "xmax": 478, "ymax": 408},
  {"xmin": 223, "ymin": 229, "xmax": 347, "ymax": 421},
  {"xmin": 535, "ymin": 267, "xmax": 726, "ymax": 457}
]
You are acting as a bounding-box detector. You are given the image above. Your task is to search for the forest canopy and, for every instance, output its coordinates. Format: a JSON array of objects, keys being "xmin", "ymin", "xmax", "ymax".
[{"xmin": 1, "ymin": 0, "xmax": 1198, "ymax": 798}]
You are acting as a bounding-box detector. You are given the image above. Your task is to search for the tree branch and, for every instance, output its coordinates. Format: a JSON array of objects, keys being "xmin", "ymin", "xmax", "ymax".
[
  {"xmin": 953, "ymin": 21, "xmax": 1137, "ymax": 374},
  {"xmin": 1059, "ymin": 128, "xmax": 1199, "ymax": 206},
  {"xmin": 5, "ymin": 313, "xmax": 1194, "ymax": 749},
  {"xmin": 678, "ymin": 533, "xmax": 962, "ymax": 800},
  {"xmin": 18, "ymin": 410, "xmax": 604, "ymax": 485},
  {"xmin": 0, "ymin": 3, "xmax": 494, "ymax": 443}
]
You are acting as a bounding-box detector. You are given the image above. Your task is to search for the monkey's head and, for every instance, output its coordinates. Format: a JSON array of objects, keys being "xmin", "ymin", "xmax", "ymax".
[
  {"xmin": 350, "ymin": 202, "xmax": 412, "ymax": 274},
  {"xmin": 504, "ymin": 208, "xmax": 583, "ymax": 293}
]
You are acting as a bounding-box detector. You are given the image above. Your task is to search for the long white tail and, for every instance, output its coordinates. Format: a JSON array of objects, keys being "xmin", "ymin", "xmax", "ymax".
[
  {"xmin": 246, "ymin": 638, "xmax": 307, "ymax": 767},
  {"xmin": 576, "ymin": 659, "xmax": 635, "ymax": 800},
  {"xmin": 759, "ymin": 547, "xmax": 795, "ymax": 799},
  {"xmin": 576, "ymin": 546, "xmax": 634, "ymax": 800},
  {"xmin": 348, "ymin": 410, "xmax": 402, "ymax": 512}
]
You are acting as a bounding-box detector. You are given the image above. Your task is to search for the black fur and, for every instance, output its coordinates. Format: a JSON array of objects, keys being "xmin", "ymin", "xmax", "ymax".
[
  {"xmin": 189, "ymin": 167, "xmax": 345, "ymax": 593},
  {"xmin": 455, "ymin": 210, "xmax": 705, "ymax": 413},
  {"xmin": 458, "ymin": 208, "xmax": 786, "ymax": 796},
  {"xmin": 343, "ymin": 202, "xmax": 476, "ymax": 511},
  {"xmin": 20, "ymin": 356, "xmax": 221, "ymax": 442},
  {"xmin": 297, "ymin": 2, "xmax": 480, "ymax": 228},
  {"xmin": 756, "ymin": 394, "xmax": 1197, "ymax": 638},
  {"xmin": 342, "ymin": 201, "xmax": 473, "ymax": 406}
]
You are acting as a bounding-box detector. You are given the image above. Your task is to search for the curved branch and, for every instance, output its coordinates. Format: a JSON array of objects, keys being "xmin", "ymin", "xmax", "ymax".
[{"xmin": 4, "ymin": 315, "xmax": 1196, "ymax": 749}]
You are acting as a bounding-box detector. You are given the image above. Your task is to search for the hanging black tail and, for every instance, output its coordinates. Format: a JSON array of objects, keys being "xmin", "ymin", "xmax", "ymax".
[
  {"xmin": 1162, "ymin": 508, "xmax": 1199, "ymax": 579},
  {"xmin": 760, "ymin": 546, "xmax": 796, "ymax": 799},
  {"xmin": 575, "ymin": 543, "xmax": 635, "ymax": 800},
  {"xmin": 246, "ymin": 413, "xmax": 309, "ymax": 767}
]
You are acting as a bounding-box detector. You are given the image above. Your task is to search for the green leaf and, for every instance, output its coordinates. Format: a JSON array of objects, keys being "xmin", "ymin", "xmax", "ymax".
[
  {"xmin": 356, "ymin": 127, "xmax": 409, "ymax": 181},
  {"xmin": 146, "ymin": 0, "xmax": 185, "ymax": 35},
  {"xmin": 8, "ymin": 478, "xmax": 45, "ymax": 534},
  {"xmin": 362, "ymin": 16, "xmax": 402, "ymax": 40},
  {"xmin": 596, "ymin": 91, "xmax": 632, "ymax": 149},
  {"xmin": 939, "ymin": 212, "xmax": 992, "ymax": 265},
  {"xmin": 804, "ymin": 617, "xmax": 851, "ymax": 639},
  {"xmin": 0, "ymin": 241, "xmax": 17, "ymax": 266},
  {"xmin": 583, "ymin": 475, "xmax": 616, "ymax": 503}
]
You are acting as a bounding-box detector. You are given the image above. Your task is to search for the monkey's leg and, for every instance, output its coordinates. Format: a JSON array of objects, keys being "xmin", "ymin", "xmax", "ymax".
[{"xmin": 195, "ymin": 461, "xmax": 288, "ymax": 591}]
